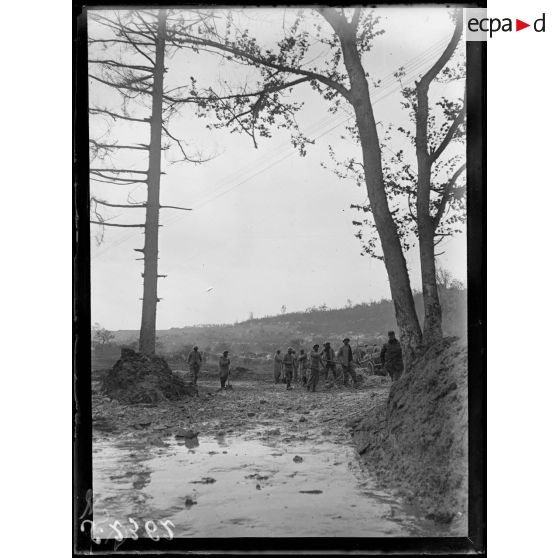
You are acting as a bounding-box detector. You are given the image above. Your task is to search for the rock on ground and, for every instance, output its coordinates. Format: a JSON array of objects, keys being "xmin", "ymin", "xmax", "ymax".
[
  {"xmin": 100, "ymin": 348, "xmax": 196, "ymax": 404},
  {"xmin": 352, "ymin": 337, "xmax": 468, "ymax": 530}
]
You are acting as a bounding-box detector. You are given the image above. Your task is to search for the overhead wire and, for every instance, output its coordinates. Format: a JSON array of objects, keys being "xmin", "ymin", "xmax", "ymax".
[{"xmin": 91, "ymin": 33, "xmax": 452, "ymax": 260}]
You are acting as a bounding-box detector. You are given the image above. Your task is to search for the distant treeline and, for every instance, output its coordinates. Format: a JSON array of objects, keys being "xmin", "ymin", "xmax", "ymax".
[{"xmin": 103, "ymin": 287, "xmax": 466, "ymax": 357}]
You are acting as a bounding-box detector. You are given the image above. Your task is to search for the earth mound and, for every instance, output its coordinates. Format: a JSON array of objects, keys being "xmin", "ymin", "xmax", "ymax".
[
  {"xmin": 101, "ymin": 348, "xmax": 196, "ymax": 404},
  {"xmin": 352, "ymin": 337, "xmax": 468, "ymax": 530}
]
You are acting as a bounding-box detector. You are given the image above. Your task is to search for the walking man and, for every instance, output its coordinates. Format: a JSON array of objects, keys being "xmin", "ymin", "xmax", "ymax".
[
  {"xmin": 308, "ymin": 344, "xmax": 324, "ymax": 392},
  {"xmin": 218, "ymin": 350, "xmax": 231, "ymax": 390},
  {"xmin": 337, "ymin": 338, "xmax": 358, "ymax": 387},
  {"xmin": 380, "ymin": 331, "xmax": 404, "ymax": 382},
  {"xmin": 283, "ymin": 348, "xmax": 296, "ymax": 390},
  {"xmin": 187, "ymin": 345, "xmax": 203, "ymax": 386},
  {"xmin": 273, "ymin": 350, "xmax": 283, "ymax": 384},
  {"xmin": 321, "ymin": 341, "xmax": 337, "ymax": 382},
  {"xmin": 298, "ymin": 349, "xmax": 309, "ymax": 386},
  {"xmin": 293, "ymin": 350, "xmax": 299, "ymax": 383}
]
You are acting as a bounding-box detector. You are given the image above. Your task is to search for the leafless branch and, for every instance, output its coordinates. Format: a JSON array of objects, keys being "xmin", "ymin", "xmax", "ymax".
[
  {"xmin": 90, "ymin": 168, "xmax": 148, "ymax": 174},
  {"xmin": 89, "ymin": 107, "xmax": 150, "ymax": 123},
  {"xmin": 161, "ymin": 125, "xmax": 214, "ymax": 163},
  {"xmin": 91, "ymin": 197, "xmax": 146, "ymax": 209},
  {"xmin": 159, "ymin": 205, "xmax": 192, "ymax": 211},
  {"xmin": 89, "ymin": 59, "xmax": 154, "ymax": 72},
  {"xmin": 90, "ymin": 139, "xmax": 150, "ymax": 151},
  {"xmin": 90, "ymin": 221, "xmax": 145, "ymax": 228}
]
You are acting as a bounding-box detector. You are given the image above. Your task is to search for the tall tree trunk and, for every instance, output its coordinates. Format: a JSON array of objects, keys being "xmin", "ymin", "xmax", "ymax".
[
  {"xmin": 416, "ymin": 88, "xmax": 443, "ymax": 345},
  {"xmin": 139, "ymin": 9, "xmax": 166, "ymax": 355},
  {"xmin": 413, "ymin": 13, "xmax": 463, "ymax": 345},
  {"xmin": 337, "ymin": 29, "xmax": 423, "ymax": 367}
]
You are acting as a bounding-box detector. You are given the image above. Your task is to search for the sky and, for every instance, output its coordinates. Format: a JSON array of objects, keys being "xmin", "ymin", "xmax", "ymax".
[{"xmin": 88, "ymin": 6, "xmax": 466, "ymax": 330}]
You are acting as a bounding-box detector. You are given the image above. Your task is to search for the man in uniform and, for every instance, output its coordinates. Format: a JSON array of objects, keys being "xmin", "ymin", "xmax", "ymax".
[
  {"xmin": 187, "ymin": 345, "xmax": 203, "ymax": 386},
  {"xmin": 292, "ymin": 349, "xmax": 299, "ymax": 383},
  {"xmin": 321, "ymin": 341, "xmax": 337, "ymax": 382},
  {"xmin": 273, "ymin": 350, "xmax": 283, "ymax": 384},
  {"xmin": 218, "ymin": 350, "xmax": 231, "ymax": 390},
  {"xmin": 298, "ymin": 349, "xmax": 309, "ymax": 386},
  {"xmin": 282, "ymin": 347, "xmax": 296, "ymax": 390},
  {"xmin": 380, "ymin": 331, "xmax": 404, "ymax": 382},
  {"xmin": 308, "ymin": 344, "xmax": 324, "ymax": 392},
  {"xmin": 337, "ymin": 337, "xmax": 358, "ymax": 387}
]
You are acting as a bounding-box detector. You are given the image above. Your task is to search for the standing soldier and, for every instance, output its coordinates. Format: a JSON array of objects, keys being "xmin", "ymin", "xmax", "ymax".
[
  {"xmin": 298, "ymin": 349, "xmax": 309, "ymax": 386},
  {"xmin": 337, "ymin": 337, "xmax": 358, "ymax": 387},
  {"xmin": 187, "ymin": 345, "xmax": 203, "ymax": 386},
  {"xmin": 273, "ymin": 350, "xmax": 283, "ymax": 384},
  {"xmin": 308, "ymin": 344, "xmax": 324, "ymax": 392},
  {"xmin": 380, "ymin": 331, "xmax": 404, "ymax": 382},
  {"xmin": 321, "ymin": 341, "xmax": 337, "ymax": 382},
  {"xmin": 218, "ymin": 350, "xmax": 231, "ymax": 390},
  {"xmin": 292, "ymin": 350, "xmax": 299, "ymax": 383},
  {"xmin": 282, "ymin": 347, "xmax": 295, "ymax": 390}
]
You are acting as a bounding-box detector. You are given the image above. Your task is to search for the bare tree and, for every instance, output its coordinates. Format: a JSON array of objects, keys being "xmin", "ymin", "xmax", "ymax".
[{"xmin": 88, "ymin": 9, "xmax": 211, "ymax": 355}]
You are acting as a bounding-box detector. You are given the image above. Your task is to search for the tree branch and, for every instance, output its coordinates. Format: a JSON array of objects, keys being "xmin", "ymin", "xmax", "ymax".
[
  {"xmin": 161, "ymin": 125, "xmax": 213, "ymax": 163},
  {"xmin": 429, "ymin": 104, "xmax": 465, "ymax": 163},
  {"xmin": 89, "ymin": 107, "xmax": 150, "ymax": 123},
  {"xmin": 91, "ymin": 197, "xmax": 146, "ymax": 209},
  {"xmin": 90, "ymin": 168, "xmax": 148, "ymax": 174},
  {"xmin": 160, "ymin": 205, "xmax": 192, "ymax": 211},
  {"xmin": 88, "ymin": 59, "xmax": 154, "ymax": 72},
  {"xmin": 89, "ymin": 74, "xmax": 153, "ymax": 94},
  {"xmin": 164, "ymin": 76, "xmax": 312, "ymax": 106},
  {"xmin": 350, "ymin": 7, "xmax": 362, "ymax": 30},
  {"xmin": 90, "ymin": 221, "xmax": 145, "ymax": 228},
  {"xmin": 432, "ymin": 162, "xmax": 466, "ymax": 230},
  {"xmin": 90, "ymin": 139, "xmax": 150, "ymax": 151},
  {"xmin": 417, "ymin": 10, "xmax": 463, "ymax": 90},
  {"xmin": 173, "ymin": 33, "xmax": 352, "ymax": 101}
]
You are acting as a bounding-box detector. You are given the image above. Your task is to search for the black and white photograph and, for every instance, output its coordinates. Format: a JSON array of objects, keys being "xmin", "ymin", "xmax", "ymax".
[{"xmin": 73, "ymin": 2, "xmax": 485, "ymax": 553}]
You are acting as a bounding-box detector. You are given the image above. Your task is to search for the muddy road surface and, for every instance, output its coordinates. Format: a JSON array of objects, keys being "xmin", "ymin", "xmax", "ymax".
[{"xmin": 91, "ymin": 373, "xmax": 447, "ymax": 538}]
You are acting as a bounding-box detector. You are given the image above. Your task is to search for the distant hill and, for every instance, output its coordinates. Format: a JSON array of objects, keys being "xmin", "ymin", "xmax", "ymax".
[{"xmin": 106, "ymin": 287, "xmax": 466, "ymax": 356}]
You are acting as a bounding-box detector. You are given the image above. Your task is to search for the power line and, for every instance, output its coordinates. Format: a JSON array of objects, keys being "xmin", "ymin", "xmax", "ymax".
[{"xmin": 91, "ymin": 34, "xmax": 452, "ymax": 260}]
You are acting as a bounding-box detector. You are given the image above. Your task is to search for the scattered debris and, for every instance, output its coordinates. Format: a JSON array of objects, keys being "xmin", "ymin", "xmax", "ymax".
[
  {"xmin": 184, "ymin": 496, "xmax": 197, "ymax": 508},
  {"xmin": 190, "ymin": 477, "xmax": 216, "ymax": 484},
  {"xmin": 175, "ymin": 429, "xmax": 199, "ymax": 439},
  {"xmin": 245, "ymin": 474, "xmax": 269, "ymax": 481}
]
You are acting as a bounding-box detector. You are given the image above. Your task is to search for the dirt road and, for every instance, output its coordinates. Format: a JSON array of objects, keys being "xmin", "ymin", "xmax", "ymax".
[
  {"xmin": 92, "ymin": 372, "xmax": 391, "ymax": 445},
  {"xmin": 91, "ymin": 372, "xmax": 449, "ymax": 538}
]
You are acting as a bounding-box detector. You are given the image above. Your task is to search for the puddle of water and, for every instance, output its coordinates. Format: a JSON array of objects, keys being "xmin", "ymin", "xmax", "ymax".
[{"xmin": 92, "ymin": 432, "xmax": 440, "ymax": 538}]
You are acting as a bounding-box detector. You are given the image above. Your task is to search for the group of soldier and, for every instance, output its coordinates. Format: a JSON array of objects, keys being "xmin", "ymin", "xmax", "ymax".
[
  {"xmin": 186, "ymin": 345, "xmax": 232, "ymax": 389},
  {"xmin": 185, "ymin": 330, "xmax": 404, "ymax": 392},
  {"xmin": 273, "ymin": 331, "xmax": 404, "ymax": 392}
]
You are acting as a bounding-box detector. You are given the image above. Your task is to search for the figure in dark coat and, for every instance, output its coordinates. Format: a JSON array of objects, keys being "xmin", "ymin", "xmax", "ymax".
[
  {"xmin": 337, "ymin": 338, "xmax": 358, "ymax": 387},
  {"xmin": 187, "ymin": 346, "xmax": 203, "ymax": 385},
  {"xmin": 273, "ymin": 350, "xmax": 283, "ymax": 384},
  {"xmin": 283, "ymin": 348, "xmax": 296, "ymax": 390},
  {"xmin": 307, "ymin": 344, "xmax": 324, "ymax": 392},
  {"xmin": 218, "ymin": 351, "xmax": 231, "ymax": 389},
  {"xmin": 380, "ymin": 331, "xmax": 404, "ymax": 381}
]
